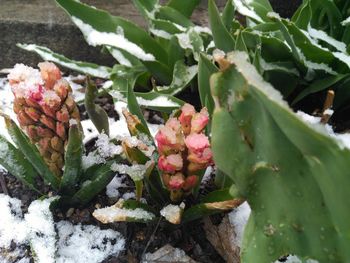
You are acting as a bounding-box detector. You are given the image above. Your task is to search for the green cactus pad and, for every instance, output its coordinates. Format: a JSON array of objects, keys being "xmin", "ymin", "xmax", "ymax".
[{"xmin": 211, "ymin": 51, "xmax": 350, "ymax": 263}]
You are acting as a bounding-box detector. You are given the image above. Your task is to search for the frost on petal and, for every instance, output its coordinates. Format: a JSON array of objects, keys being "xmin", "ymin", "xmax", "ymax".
[
  {"xmin": 185, "ymin": 133, "xmax": 210, "ymax": 153},
  {"xmin": 41, "ymin": 90, "xmax": 61, "ymax": 108},
  {"xmin": 191, "ymin": 108, "xmax": 209, "ymax": 134},
  {"xmin": 38, "ymin": 62, "xmax": 62, "ymax": 89},
  {"xmin": 158, "ymin": 154, "xmax": 183, "ymax": 173}
]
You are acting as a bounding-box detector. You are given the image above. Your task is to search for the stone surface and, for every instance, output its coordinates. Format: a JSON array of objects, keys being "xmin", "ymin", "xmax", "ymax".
[
  {"xmin": 0, "ymin": 0, "xmax": 300, "ymax": 70},
  {"xmin": 143, "ymin": 244, "xmax": 197, "ymax": 263}
]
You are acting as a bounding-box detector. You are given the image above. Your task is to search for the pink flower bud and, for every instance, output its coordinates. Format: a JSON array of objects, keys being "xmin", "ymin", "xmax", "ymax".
[
  {"xmin": 179, "ymin": 103, "xmax": 196, "ymax": 135},
  {"xmin": 155, "ymin": 120, "xmax": 184, "ymax": 154},
  {"xmin": 38, "ymin": 62, "xmax": 62, "ymax": 90},
  {"xmin": 191, "ymin": 108, "xmax": 209, "ymax": 134},
  {"xmin": 168, "ymin": 173, "xmax": 185, "ymax": 190},
  {"xmin": 183, "ymin": 175, "xmax": 198, "ymax": 191},
  {"xmin": 158, "ymin": 154, "xmax": 183, "ymax": 173},
  {"xmin": 188, "ymin": 147, "xmax": 213, "ymax": 165},
  {"xmin": 185, "ymin": 133, "xmax": 210, "ymax": 153}
]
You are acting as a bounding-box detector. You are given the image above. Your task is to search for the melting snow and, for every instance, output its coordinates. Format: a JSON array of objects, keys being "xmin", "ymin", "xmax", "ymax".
[
  {"xmin": 72, "ymin": 17, "xmax": 155, "ymax": 62},
  {"xmin": 0, "ymin": 194, "xmax": 125, "ymax": 263},
  {"xmin": 19, "ymin": 44, "xmax": 111, "ymax": 79},
  {"xmin": 296, "ymin": 111, "xmax": 350, "ymax": 150},
  {"xmin": 232, "ymin": 0, "xmax": 264, "ymax": 23},
  {"xmin": 228, "ymin": 201, "xmax": 251, "ymax": 248}
]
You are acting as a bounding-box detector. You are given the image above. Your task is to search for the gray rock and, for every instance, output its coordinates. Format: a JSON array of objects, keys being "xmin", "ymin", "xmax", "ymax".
[{"xmin": 143, "ymin": 244, "xmax": 197, "ymax": 263}]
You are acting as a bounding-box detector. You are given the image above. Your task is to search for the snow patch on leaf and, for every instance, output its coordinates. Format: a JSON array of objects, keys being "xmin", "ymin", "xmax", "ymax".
[{"xmin": 72, "ymin": 17, "xmax": 155, "ymax": 62}]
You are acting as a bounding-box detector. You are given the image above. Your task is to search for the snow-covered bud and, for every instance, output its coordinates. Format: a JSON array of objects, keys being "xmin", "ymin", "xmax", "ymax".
[
  {"xmin": 155, "ymin": 118, "xmax": 184, "ymax": 155},
  {"xmin": 8, "ymin": 62, "xmax": 80, "ymax": 176}
]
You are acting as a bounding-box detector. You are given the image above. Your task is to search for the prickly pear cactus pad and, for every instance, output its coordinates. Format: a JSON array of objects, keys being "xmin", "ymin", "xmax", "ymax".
[{"xmin": 211, "ymin": 51, "xmax": 350, "ymax": 263}]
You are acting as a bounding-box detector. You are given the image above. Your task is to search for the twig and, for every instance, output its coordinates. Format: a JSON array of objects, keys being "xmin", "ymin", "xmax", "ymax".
[
  {"xmin": 321, "ymin": 90, "xmax": 335, "ymax": 124},
  {"xmin": 0, "ymin": 171, "xmax": 9, "ymax": 195},
  {"xmin": 141, "ymin": 217, "xmax": 162, "ymax": 260}
]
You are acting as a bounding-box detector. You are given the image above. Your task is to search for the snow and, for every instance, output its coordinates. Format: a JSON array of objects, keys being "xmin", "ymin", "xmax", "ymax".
[
  {"xmin": 201, "ymin": 166, "xmax": 213, "ymax": 188},
  {"xmin": 307, "ymin": 24, "xmax": 347, "ymax": 53},
  {"xmin": 136, "ymin": 95, "xmax": 180, "ymax": 108},
  {"xmin": 341, "ymin": 16, "xmax": 350, "ymax": 26},
  {"xmin": 56, "ymin": 221, "xmax": 125, "ymax": 263},
  {"xmin": 228, "ymin": 201, "xmax": 251, "ymax": 247},
  {"xmin": 232, "ymin": 0, "xmax": 264, "ymax": 23},
  {"xmin": 69, "ymin": 119, "xmax": 78, "ymax": 126},
  {"xmin": 0, "ymin": 194, "xmax": 125, "ymax": 263},
  {"xmin": 106, "ymin": 175, "xmax": 126, "ymax": 198},
  {"xmin": 226, "ymin": 51, "xmax": 289, "ymax": 108},
  {"xmin": 160, "ymin": 203, "xmax": 185, "ymax": 224},
  {"xmin": 93, "ymin": 200, "xmax": 155, "ymax": 223},
  {"xmin": 276, "ymin": 255, "xmax": 319, "ymax": 263},
  {"xmin": 150, "ymin": 28, "xmax": 172, "ymax": 39},
  {"xmin": 82, "ymin": 133, "xmax": 123, "ymax": 169},
  {"xmin": 108, "ymin": 48, "xmax": 132, "ymax": 67},
  {"xmin": 19, "ymin": 44, "xmax": 111, "ymax": 79},
  {"xmin": 111, "ymin": 160, "xmax": 153, "ymax": 181},
  {"xmin": 72, "ymin": 17, "xmax": 155, "ymax": 62},
  {"xmin": 296, "ymin": 111, "xmax": 350, "ymax": 150},
  {"xmin": 25, "ymin": 198, "xmax": 58, "ymax": 263}
]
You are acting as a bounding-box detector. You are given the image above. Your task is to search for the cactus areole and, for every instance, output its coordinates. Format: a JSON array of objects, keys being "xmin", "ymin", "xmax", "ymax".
[{"xmin": 8, "ymin": 62, "xmax": 80, "ymax": 176}]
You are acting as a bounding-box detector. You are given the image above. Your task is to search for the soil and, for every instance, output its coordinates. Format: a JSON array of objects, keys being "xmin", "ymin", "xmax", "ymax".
[{"xmin": 0, "ymin": 168, "xmax": 226, "ymax": 263}]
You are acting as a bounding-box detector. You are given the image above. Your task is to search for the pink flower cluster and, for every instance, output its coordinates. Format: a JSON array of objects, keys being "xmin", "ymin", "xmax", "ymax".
[
  {"xmin": 155, "ymin": 103, "xmax": 213, "ymax": 201},
  {"xmin": 8, "ymin": 62, "xmax": 69, "ymax": 115}
]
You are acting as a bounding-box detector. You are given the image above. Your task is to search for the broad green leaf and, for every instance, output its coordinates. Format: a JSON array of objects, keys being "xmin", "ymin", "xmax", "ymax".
[
  {"xmin": 4, "ymin": 117, "xmax": 60, "ymax": 190},
  {"xmin": 208, "ymin": 0, "xmax": 235, "ymax": 52},
  {"xmin": 293, "ymin": 74, "xmax": 348, "ymax": 104},
  {"xmin": 292, "ymin": 0, "xmax": 312, "ymax": 30},
  {"xmin": 55, "ymin": 0, "xmax": 172, "ymax": 84},
  {"xmin": 107, "ymin": 46, "xmax": 142, "ymax": 67},
  {"xmin": 167, "ymin": 0, "xmax": 200, "ymax": 18},
  {"xmin": 156, "ymin": 6, "xmax": 194, "ymax": 28},
  {"xmin": 157, "ymin": 60, "xmax": 197, "ymax": 96},
  {"xmin": 232, "ymin": 0, "xmax": 272, "ymax": 23},
  {"xmin": 132, "ymin": 0, "xmax": 158, "ymax": 20},
  {"xmin": 198, "ymin": 53, "xmax": 218, "ymax": 116},
  {"xmin": 0, "ymin": 135, "xmax": 39, "ymax": 191},
  {"xmin": 18, "ymin": 44, "xmax": 112, "ymax": 79},
  {"xmin": 60, "ymin": 125, "xmax": 83, "ymax": 196},
  {"xmin": 211, "ymin": 51, "xmax": 350, "ymax": 263}
]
